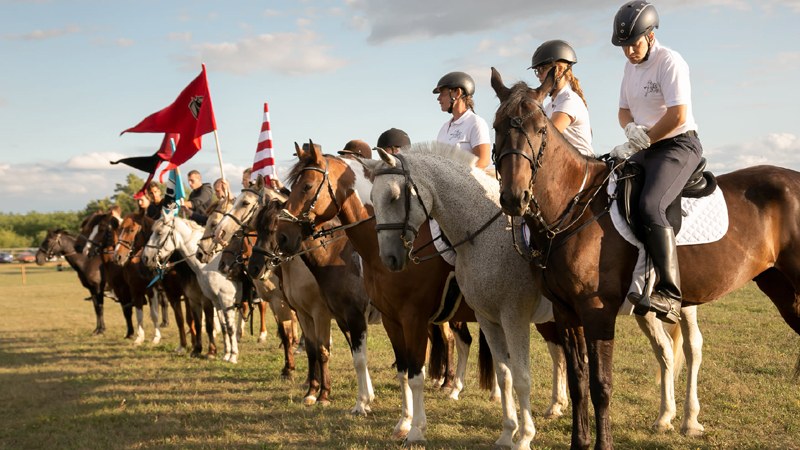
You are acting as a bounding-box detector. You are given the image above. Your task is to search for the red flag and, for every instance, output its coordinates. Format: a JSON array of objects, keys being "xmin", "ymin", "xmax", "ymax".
[
  {"xmin": 251, "ymin": 102, "xmax": 276, "ymax": 183},
  {"xmin": 121, "ymin": 64, "xmax": 217, "ymax": 170}
]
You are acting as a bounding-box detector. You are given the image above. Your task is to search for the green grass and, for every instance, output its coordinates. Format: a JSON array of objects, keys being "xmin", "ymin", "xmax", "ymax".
[{"xmin": 0, "ymin": 264, "xmax": 798, "ymax": 449}]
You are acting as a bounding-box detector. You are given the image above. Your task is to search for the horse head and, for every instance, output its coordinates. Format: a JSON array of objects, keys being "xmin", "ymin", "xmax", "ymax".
[
  {"xmin": 196, "ymin": 195, "xmax": 234, "ymax": 263},
  {"xmin": 276, "ymin": 140, "xmax": 351, "ymax": 255},
  {"xmin": 203, "ymin": 175, "xmax": 269, "ymax": 264},
  {"xmin": 115, "ymin": 213, "xmax": 152, "ymax": 265},
  {"xmin": 490, "ymin": 66, "xmax": 554, "ymax": 216},
  {"xmin": 361, "ymin": 148, "xmax": 433, "ymax": 272},
  {"xmin": 248, "ymin": 198, "xmax": 285, "ymax": 280},
  {"xmin": 142, "ymin": 214, "xmax": 192, "ymax": 269},
  {"xmin": 36, "ymin": 229, "xmax": 71, "ymax": 265}
]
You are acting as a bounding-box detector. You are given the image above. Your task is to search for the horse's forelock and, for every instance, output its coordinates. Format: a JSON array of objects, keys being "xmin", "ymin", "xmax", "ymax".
[
  {"xmin": 495, "ymin": 81, "xmax": 541, "ymax": 125},
  {"xmin": 286, "ymin": 153, "xmax": 337, "ymax": 187}
]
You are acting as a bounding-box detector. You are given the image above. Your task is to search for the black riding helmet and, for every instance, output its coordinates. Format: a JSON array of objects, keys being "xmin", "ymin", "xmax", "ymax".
[
  {"xmin": 612, "ymin": 1, "xmax": 659, "ymax": 46},
  {"xmin": 432, "ymin": 71, "xmax": 475, "ymax": 96},
  {"xmin": 376, "ymin": 128, "xmax": 411, "ymax": 149},
  {"xmin": 529, "ymin": 40, "xmax": 577, "ymax": 69}
]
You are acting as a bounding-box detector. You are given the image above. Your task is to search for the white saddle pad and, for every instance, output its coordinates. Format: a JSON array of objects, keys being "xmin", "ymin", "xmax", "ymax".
[{"xmin": 430, "ymin": 219, "xmax": 457, "ymax": 266}]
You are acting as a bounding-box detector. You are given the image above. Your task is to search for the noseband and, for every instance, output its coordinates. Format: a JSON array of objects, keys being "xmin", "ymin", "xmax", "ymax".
[
  {"xmin": 144, "ymin": 221, "xmax": 177, "ymax": 267},
  {"xmin": 221, "ymin": 188, "xmax": 263, "ymax": 230},
  {"xmin": 372, "ymin": 153, "xmax": 432, "ymax": 251}
]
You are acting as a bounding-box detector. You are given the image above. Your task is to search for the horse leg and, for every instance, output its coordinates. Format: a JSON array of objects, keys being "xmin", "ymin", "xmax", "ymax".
[
  {"xmin": 277, "ymin": 318, "xmax": 296, "ymax": 379},
  {"xmin": 433, "ymin": 323, "xmax": 455, "ymax": 390},
  {"xmin": 149, "ymin": 294, "xmax": 162, "ymax": 345},
  {"xmin": 582, "ymin": 309, "xmax": 617, "ymax": 450},
  {"xmin": 257, "ymin": 301, "xmax": 268, "ymax": 343},
  {"xmin": 122, "ymin": 301, "xmax": 135, "ymax": 340},
  {"xmin": 343, "ymin": 313, "xmax": 373, "ymax": 416},
  {"xmin": 678, "ymin": 305, "xmax": 705, "ymax": 436},
  {"xmin": 217, "ymin": 307, "xmax": 233, "ymax": 362},
  {"xmin": 555, "ymin": 308, "xmax": 591, "ymax": 450},
  {"xmin": 402, "ymin": 319, "xmax": 433, "ymax": 445},
  {"xmin": 167, "ymin": 290, "xmax": 187, "ymax": 353},
  {"xmin": 91, "ymin": 293, "xmax": 105, "ymax": 335},
  {"xmin": 382, "ymin": 319, "xmax": 413, "ymax": 439},
  {"xmin": 296, "ymin": 312, "xmax": 320, "ymax": 405},
  {"xmin": 204, "ymin": 303, "xmax": 218, "ymax": 359},
  {"xmin": 476, "ymin": 318, "xmax": 521, "ymax": 448},
  {"xmin": 133, "ymin": 306, "xmax": 145, "ymax": 346},
  {"xmin": 535, "ymin": 321, "xmax": 569, "ymax": 418},
  {"xmin": 158, "ymin": 288, "xmax": 169, "ymax": 328},
  {"xmin": 225, "ymin": 305, "xmax": 240, "ymax": 364},
  {"xmin": 449, "ymin": 321, "xmax": 472, "ymax": 400},
  {"xmin": 634, "ymin": 312, "xmax": 677, "ymax": 432}
]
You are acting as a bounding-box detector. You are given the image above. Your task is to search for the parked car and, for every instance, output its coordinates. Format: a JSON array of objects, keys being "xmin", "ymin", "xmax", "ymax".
[
  {"xmin": 16, "ymin": 252, "xmax": 36, "ymax": 263},
  {"xmin": 0, "ymin": 252, "xmax": 13, "ymax": 263}
]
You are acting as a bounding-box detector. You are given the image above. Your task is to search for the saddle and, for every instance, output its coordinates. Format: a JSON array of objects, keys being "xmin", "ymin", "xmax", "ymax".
[{"xmin": 616, "ymin": 158, "xmax": 717, "ymax": 242}]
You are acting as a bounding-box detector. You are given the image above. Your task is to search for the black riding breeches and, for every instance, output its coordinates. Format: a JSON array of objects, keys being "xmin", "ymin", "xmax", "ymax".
[{"xmin": 629, "ymin": 131, "xmax": 703, "ymax": 228}]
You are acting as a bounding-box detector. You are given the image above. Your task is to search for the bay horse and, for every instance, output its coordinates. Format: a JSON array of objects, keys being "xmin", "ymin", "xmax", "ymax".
[
  {"xmin": 490, "ymin": 67, "xmax": 800, "ymax": 449},
  {"xmin": 114, "ymin": 212, "xmax": 194, "ymax": 352},
  {"xmin": 272, "ymin": 143, "xmax": 567, "ymax": 444},
  {"xmin": 240, "ymin": 180, "xmax": 379, "ymax": 416},
  {"xmin": 217, "ymin": 213, "xmax": 301, "ymax": 379},
  {"xmin": 35, "ymin": 229, "xmax": 106, "ymax": 334}
]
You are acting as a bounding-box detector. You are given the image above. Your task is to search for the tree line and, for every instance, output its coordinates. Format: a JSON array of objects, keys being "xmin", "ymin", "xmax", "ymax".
[{"xmin": 0, "ymin": 173, "xmax": 160, "ymax": 248}]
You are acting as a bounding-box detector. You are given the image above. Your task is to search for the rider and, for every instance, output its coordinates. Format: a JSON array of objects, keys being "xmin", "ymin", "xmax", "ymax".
[
  {"xmin": 183, "ymin": 169, "xmax": 214, "ymax": 224},
  {"xmin": 529, "ymin": 40, "xmax": 594, "ymax": 156},
  {"xmin": 433, "ymin": 71, "xmax": 491, "ymax": 169},
  {"xmin": 611, "ymin": 0, "xmax": 703, "ymax": 323},
  {"xmin": 375, "ymin": 128, "xmax": 410, "ymax": 155}
]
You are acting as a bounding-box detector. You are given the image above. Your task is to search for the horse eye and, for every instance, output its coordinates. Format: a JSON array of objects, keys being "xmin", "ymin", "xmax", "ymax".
[{"xmin": 302, "ymin": 183, "xmax": 313, "ymax": 193}]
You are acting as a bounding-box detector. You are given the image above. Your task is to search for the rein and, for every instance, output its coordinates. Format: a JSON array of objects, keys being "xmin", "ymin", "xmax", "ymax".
[{"xmin": 373, "ymin": 153, "xmax": 501, "ymax": 264}]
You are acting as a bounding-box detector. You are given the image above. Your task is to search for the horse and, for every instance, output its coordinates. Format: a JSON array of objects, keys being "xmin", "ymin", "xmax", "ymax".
[
  {"xmin": 217, "ymin": 212, "xmax": 301, "ymax": 379},
  {"xmin": 361, "ymin": 142, "xmax": 560, "ymax": 449},
  {"xmin": 141, "ymin": 213, "xmax": 245, "ymax": 362},
  {"xmin": 271, "ymin": 143, "xmax": 568, "ymax": 444},
  {"xmin": 489, "ymin": 67, "xmax": 800, "ymax": 449},
  {"xmin": 115, "ymin": 212, "xmax": 195, "ymax": 352},
  {"xmin": 77, "ymin": 211, "xmax": 138, "ymax": 340},
  {"xmin": 35, "ymin": 229, "xmax": 106, "ymax": 335},
  {"xmin": 240, "ymin": 180, "xmax": 378, "ymax": 416}
]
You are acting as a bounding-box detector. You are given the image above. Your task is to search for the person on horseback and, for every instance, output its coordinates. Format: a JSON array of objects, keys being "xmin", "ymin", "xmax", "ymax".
[
  {"xmin": 375, "ymin": 128, "xmax": 410, "ymax": 155},
  {"xmin": 183, "ymin": 169, "xmax": 214, "ymax": 224},
  {"xmin": 529, "ymin": 40, "xmax": 594, "ymax": 156},
  {"xmin": 433, "ymin": 71, "xmax": 491, "ymax": 169},
  {"xmin": 610, "ymin": 0, "xmax": 704, "ymax": 323}
]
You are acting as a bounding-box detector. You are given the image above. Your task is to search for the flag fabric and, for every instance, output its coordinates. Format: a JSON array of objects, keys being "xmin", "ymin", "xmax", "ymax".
[
  {"xmin": 250, "ymin": 102, "xmax": 275, "ymax": 183},
  {"xmin": 121, "ymin": 64, "xmax": 217, "ymax": 171},
  {"xmin": 110, "ymin": 133, "xmax": 178, "ymax": 199},
  {"xmin": 162, "ymin": 167, "xmax": 187, "ymax": 217}
]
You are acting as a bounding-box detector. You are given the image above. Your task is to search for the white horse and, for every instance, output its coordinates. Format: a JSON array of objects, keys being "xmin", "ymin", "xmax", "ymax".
[
  {"xmin": 142, "ymin": 214, "xmax": 242, "ymax": 363},
  {"xmin": 362, "ymin": 142, "xmax": 703, "ymax": 448}
]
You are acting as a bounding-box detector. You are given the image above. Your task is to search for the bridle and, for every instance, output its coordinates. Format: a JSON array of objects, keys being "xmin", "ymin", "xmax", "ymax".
[
  {"xmin": 492, "ymin": 104, "xmax": 549, "ymax": 196},
  {"xmin": 39, "ymin": 231, "xmax": 75, "ymax": 259},
  {"xmin": 278, "ymin": 156, "xmax": 341, "ymax": 239},
  {"xmin": 373, "ymin": 153, "xmax": 501, "ymax": 264},
  {"xmin": 220, "ymin": 188, "xmax": 263, "ymax": 231},
  {"xmin": 144, "ymin": 220, "xmax": 178, "ymax": 269},
  {"xmin": 116, "ymin": 221, "xmax": 142, "ymax": 254}
]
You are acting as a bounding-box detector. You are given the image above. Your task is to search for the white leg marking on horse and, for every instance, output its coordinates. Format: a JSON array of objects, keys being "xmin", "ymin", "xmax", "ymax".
[
  {"xmin": 392, "ymin": 371, "xmax": 413, "ymax": 440},
  {"xmin": 449, "ymin": 331, "xmax": 470, "ymax": 400},
  {"xmin": 405, "ymin": 372, "xmax": 427, "ymax": 445},
  {"xmin": 680, "ymin": 305, "xmax": 705, "ymax": 436},
  {"xmin": 350, "ymin": 331, "xmax": 373, "ymax": 415}
]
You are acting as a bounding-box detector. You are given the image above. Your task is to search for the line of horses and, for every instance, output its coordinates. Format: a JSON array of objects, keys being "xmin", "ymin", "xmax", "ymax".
[{"xmin": 36, "ymin": 70, "xmax": 800, "ymax": 449}]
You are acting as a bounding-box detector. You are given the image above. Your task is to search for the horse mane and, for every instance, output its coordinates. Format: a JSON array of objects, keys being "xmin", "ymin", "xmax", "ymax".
[
  {"xmin": 403, "ymin": 141, "xmax": 478, "ymax": 169},
  {"xmin": 495, "ymin": 81, "xmax": 540, "ymax": 122}
]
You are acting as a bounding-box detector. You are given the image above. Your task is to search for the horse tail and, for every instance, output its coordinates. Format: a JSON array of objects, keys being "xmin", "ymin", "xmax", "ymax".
[
  {"xmin": 478, "ymin": 328, "xmax": 495, "ymax": 390},
  {"xmin": 427, "ymin": 325, "xmax": 447, "ymax": 381},
  {"xmin": 794, "ymin": 351, "xmax": 800, "ymax": 381}
]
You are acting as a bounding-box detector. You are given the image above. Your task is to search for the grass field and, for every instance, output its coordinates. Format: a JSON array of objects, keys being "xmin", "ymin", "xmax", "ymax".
[{"xmin": 0, "ymin": 263, "xmax": 798, "ymax": 449}]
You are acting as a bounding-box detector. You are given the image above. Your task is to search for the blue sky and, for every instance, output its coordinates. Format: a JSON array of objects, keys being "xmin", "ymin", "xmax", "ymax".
[{"xmin": 2, "ymin": 0, "xmax": 799, "ymax": 213}]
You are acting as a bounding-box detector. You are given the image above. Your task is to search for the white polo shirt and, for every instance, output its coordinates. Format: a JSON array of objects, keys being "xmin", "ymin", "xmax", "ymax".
[
  {"xmin": 619, "ymin": 39, "xmax": 697, "ymax": 139},
  {"xmin": 546, "ymin": 85, "xmax": 594, "ymax": 156},
  {"xmin": 436, "ymin": 109, "xmax": 491, "ymax": 154}
]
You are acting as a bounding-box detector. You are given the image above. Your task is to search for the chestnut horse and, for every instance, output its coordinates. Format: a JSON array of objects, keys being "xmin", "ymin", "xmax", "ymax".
[
  {"xmin": 114, "ymin": 213, "xmax": 196, "ymax": 352},
  {"xmin": 490, "ymin": 67, "xmax": 800, "ymax": 449},
  {"xmin": 272, "ymin": 144, "xmax": 567, "ymax": 444}
]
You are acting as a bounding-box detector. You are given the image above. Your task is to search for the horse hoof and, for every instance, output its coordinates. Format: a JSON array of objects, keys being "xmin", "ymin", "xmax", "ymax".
[
  {"xmin": 257, "ymin": 332, "xmax": 267, "ymax": 344},
  {"xmin": 174, "ymin": 347, "xmax": 186, "ymax": 354},
  {"xmin": 402, "ymin": 437, "xmax": 427, "ymax": 448},
  {"xmin": 229, "ymin": 355, "xmax": 238, "ymax": 364},
  {"xmin": 392, "ymin": 427, "xmax": 410, "ymax": 440},
  {"xmin": 159, "ymin": 321, "xmax": 169, "ymax": 328},
  {"xmin": 152, "ymin": 337, "xmax": 161, "ymax": 345},
  {"xmin": 350, "ymin": 406, "xmax": 368, "ymax": 416},
  {"xmin": 303, "ymin": 396, "xmax": 317, "ymax": 406},
  {"xmin": 317, "ymin": 399, "xmax": 331, "ymax": 408},
  {"xmin": 542, "ymin": 407, "xmax": 564, "ymax": 419},
  {"xmin": 206, "ymin": 353, "xmax": 216, "ymax": 360},
  {"xmin": 681, "ymin": 424, "xmax": 705, "ymax": 437},
  {"xmin": 280, "ymin": 370, "xmax": 294, "ymax": 381},
  {"xmin": 652, "ymin": 422, "xmax": 674, "ymax": 433}
]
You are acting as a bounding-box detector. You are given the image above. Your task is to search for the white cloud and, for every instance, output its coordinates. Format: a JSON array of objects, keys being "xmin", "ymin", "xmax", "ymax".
[
  {"xmin": 5, "ymin": 25, "xmax": 81, "ymax": 41},
  {"xmin": 705, "ymin": 132, "xmax": 800, "ymax": 173},
  {"xmin": 66, "ymin": 152, "xmax": 129, "ymax": 170},
  {"xmin": 186, "ymin": 31, "xmax": 348, "ymax": 76},
  {"xmin": 168, "ymin": 32, "xmax": 192, "ymax": 42}
]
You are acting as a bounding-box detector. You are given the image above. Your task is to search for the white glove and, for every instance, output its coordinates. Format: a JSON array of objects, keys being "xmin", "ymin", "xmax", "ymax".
[
  {"xmin": 624, "ymin": 122, "xmax": 651, "ymax": 150},
  {"xmin": 610, "ymin": 142, "xmax": 638, "ymax": 159}
]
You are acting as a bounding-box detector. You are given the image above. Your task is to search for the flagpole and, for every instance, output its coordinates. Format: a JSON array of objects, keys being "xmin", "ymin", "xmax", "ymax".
[{"xmin": 213, "ymin": 130, "xmax": 225, "ymax": 182}]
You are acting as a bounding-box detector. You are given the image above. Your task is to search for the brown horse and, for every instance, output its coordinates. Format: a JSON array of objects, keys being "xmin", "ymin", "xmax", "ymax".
[
  {"xmin": 36, "ymin": 229, "xmax": 106, "ymax": 334},
  {"xmin": 490, "ymin": 67, "xmax": 800, "ymax": 449},
  {"xmin": 272, "ymin": 144, "xmax": 514, "ymax": 443},
  {"xmin": 218, "ymin": 220, "xmax": 300, "ymax": 379},
  {"xmin": 115, "ymin": 212, "xmax": 197, "ymax": 352}
]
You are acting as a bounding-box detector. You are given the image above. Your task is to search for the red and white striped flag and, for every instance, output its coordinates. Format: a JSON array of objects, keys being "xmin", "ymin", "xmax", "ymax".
[{"xmin": 250, "ymin": 102, "xmax": 275, "ymax": 183}]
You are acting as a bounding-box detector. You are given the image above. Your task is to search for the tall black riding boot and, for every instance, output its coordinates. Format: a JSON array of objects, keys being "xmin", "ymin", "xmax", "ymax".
[{"xmin": 632, "ymin": 224, "xmax": 682, "ymax": 324}]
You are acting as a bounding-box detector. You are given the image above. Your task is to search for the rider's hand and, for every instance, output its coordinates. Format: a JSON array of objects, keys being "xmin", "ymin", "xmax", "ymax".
[
  {"xmin": 624, "ymin": 122, "xmax": 651, "ymax": 150},
  {"xmin": 610, "ymin": 142, "xmax": 638, "ymax": 159}
]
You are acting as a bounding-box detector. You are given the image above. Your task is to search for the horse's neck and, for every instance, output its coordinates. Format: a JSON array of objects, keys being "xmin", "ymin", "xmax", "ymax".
[
  {"xmin": 61, "ymin": 236, "xmax": 90, "ymax": 270},
  {"xmin": 174, "ymin": 220, "xmax": 205, "ymax": 272}
]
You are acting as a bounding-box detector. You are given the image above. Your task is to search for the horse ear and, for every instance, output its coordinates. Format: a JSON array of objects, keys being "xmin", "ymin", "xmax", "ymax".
[
  {"xmin": 376, "ymin": 147, "xmax": 397, "ymax": 167},
  {"xmin": 491, "ymin": 67, "xmax": 511, "ymax": 101},
  {"xmin": 534, "ymin": 67, "xmax": 556, "ymax": 103},
  {"xmin": 294, "ymin": 142, "xmax": 305, "ymax": 160},
  {"xmin": 358, "ymin": 158, "xmax": 384, "ymax": 180},
  {"xmin": 308, "ymin": 140, "xmax": 324, "ymax": 165},
  {"xmin": 256, "ymin": 174, "xmax": 266, "ymax": 190}
]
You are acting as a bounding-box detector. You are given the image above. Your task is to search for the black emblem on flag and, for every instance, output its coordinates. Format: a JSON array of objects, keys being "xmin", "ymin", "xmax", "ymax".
[{"xmin": 189, "ymin": 96, "xmax": 204, "ymax": 119}]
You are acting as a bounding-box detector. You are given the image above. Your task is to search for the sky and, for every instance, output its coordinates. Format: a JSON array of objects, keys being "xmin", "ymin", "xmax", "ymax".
[{"xmin": 2, "ymin": 0, "xmax": 799, "ymax": 213}]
